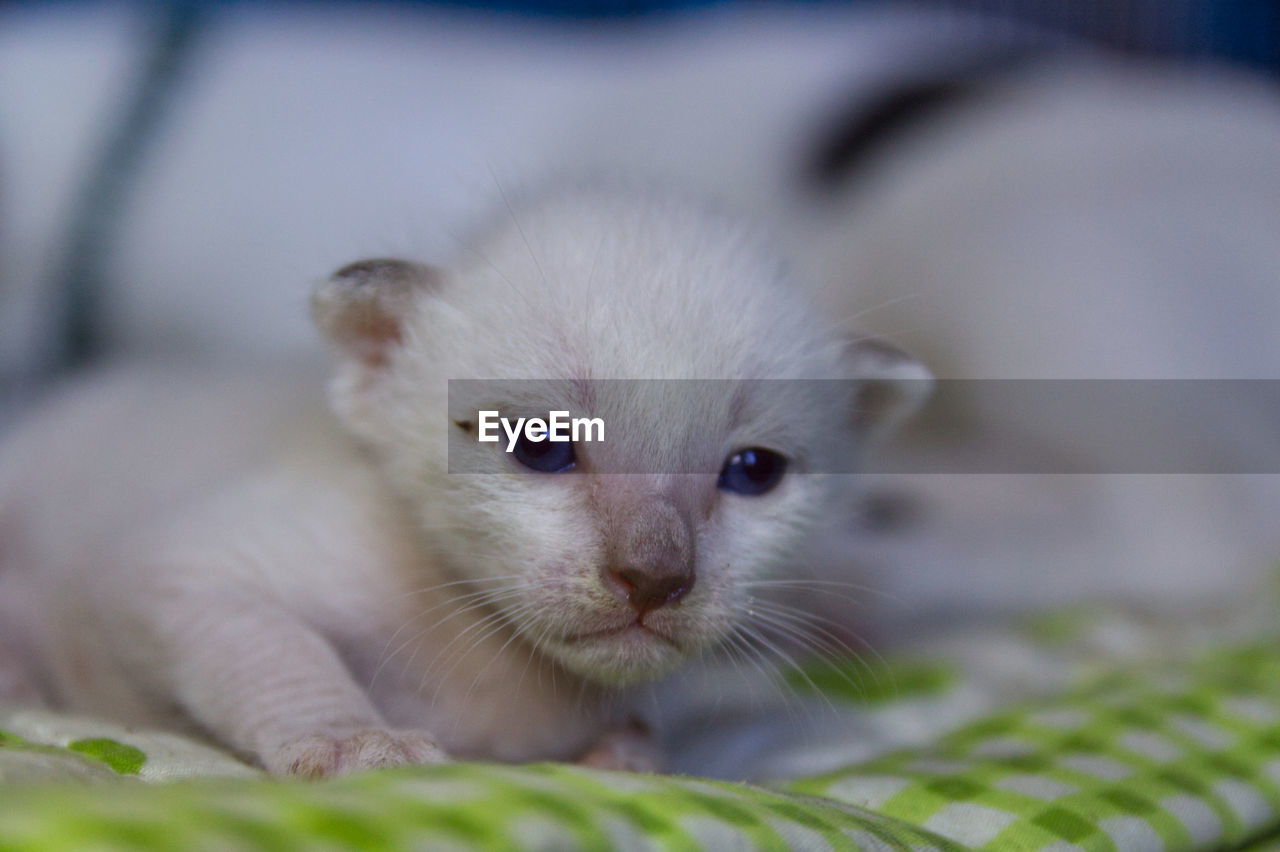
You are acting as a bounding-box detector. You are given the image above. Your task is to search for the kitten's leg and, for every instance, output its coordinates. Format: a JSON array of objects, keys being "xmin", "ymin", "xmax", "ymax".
[{"xmin": 153, "ymin": 593, "xmax": 444, "ymax": 777}]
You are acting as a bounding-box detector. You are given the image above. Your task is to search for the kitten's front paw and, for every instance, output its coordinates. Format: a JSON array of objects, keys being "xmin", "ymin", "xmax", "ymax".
[{"xmin": 268, "ymin": 729, "xmax": 446, "ymax": 778}]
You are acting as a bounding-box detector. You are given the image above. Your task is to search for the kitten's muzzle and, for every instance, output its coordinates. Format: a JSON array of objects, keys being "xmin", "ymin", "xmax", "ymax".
[{"xmin": 600, "ymin": 498, "xmax": 696, "ymax": 616}]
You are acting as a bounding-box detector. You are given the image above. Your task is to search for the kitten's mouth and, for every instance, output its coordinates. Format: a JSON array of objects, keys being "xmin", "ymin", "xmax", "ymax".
[
  {"xmin": 560, "ymin": 621, "xmax": 681, "ymax": 649},
  {"xmin": 543, "ymin": 614, "xmax": 699, "ymax": 684}
]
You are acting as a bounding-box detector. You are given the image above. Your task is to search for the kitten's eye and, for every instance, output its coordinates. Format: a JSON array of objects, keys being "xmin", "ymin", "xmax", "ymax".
[
  {"xmin": 512, "ymin": 435, "xmax": 576, "ymax": 473},
  {"xmin": 718, "ymin": 448, "xmax": 786, "ymax": 495}
]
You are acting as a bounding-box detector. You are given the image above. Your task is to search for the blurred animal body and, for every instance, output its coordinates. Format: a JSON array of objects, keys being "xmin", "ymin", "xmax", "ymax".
[{"xmin": 790, "ymin": 60, "xmax": 1280, "ymax": 625}]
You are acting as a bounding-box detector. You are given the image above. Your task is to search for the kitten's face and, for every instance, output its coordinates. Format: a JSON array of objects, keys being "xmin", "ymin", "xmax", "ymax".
[
  {"xmin": 429, "ymin": 381, "xmax": 852, "ymax": 684},
  {"xmin": 315, "ymin": 188, "xmax": 923, "ymax": 685}
]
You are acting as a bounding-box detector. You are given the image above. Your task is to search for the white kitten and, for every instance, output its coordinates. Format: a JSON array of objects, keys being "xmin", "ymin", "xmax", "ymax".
[
  {"xmin": 0, "ymin": 184, "xmax": 927, "ymax": 776},
  {"xmin": 793, "ymin": 62, "xmax": 1280, "ymax": 628}
]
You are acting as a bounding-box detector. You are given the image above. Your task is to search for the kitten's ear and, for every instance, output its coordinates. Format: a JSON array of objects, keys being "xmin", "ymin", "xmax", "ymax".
[
  {"xmin": 844, "ymin": 338, "xmax": 933, "ymax": 441},
  {"xmin": 312, "ymin": 259, "xmax": 441, "ymax": 368}
]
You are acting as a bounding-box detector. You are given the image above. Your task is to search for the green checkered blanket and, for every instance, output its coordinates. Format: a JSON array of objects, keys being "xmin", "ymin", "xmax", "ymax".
[{"xmin": 4, "ymin": 600, "xmax": 1280, "ymax": 851}]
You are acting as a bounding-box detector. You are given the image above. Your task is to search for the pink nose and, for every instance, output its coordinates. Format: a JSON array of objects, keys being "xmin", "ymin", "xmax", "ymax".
[
  {"xmin": 602, "ymin": 498, "xmax": 695, "ymax": 615},
  {"xmin": 605, "ymin": 564, "xmax": 695, "ymax": 614}
]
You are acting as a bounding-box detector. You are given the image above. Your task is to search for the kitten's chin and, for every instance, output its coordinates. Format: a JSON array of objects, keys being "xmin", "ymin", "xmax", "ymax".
[{"xmin": 542, "ymin": 623, "xmax": 696, "ymax": 686}]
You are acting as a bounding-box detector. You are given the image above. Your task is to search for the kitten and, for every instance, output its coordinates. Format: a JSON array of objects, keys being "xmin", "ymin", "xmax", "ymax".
[
  {"xmin": 0, "ymin": 184, "xmax": 927, "ymax": 776},
  {"xmin": 793, "ymin": 60, "xmax": 1280, "ymax": 628}
]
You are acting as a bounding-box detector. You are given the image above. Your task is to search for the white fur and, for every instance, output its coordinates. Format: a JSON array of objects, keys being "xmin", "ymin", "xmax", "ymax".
[
  {"xmin": 0, "ymin": 186, "xmax": 909, "ymax": 774},
  {"xmin": 794, "ymin": 62, "xmax": 1280, "ymax": 628}
]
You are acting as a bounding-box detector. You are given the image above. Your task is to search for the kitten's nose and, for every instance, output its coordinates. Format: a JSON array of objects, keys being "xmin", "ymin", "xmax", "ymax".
[
  {"xmin": 603, "ymin": 498, "xmax": 695, "ymax": 614},
  {"xmin": 606, "ymin": 563, "xmax": 695, "ymax": 614}
]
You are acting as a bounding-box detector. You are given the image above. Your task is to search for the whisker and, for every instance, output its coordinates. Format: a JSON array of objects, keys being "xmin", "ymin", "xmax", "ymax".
[
  {"xmin": 458, "ymin": 603, "xmax": 541, "ymax": 712},
  {"xmin": 725, "ymin": 626, "xmax": 793, "ymax": 701},
  {"xmin": 582, "ymin": 230, "xmax": 605, "ymax": 352},
  {"xmin": 725, "ymin": 625, "xmax": 807, "ymax": 726},
  {"xmin": 390, "ymin": 574, "xmax": 528, "ymax": 601},
  {"xmin": 743, "ymin": 607, "xmax": 873, "ymax": 700},
  {"xmin": 712, "ymin": 633, "xmax": 768, "ymax": 715},
  {"xmin": 442, "ymin": 226, "xmax": 538, "ymax": 314},
  {"xmin": 371, "ymin": 619, "xmax": 429, "ymax": 693},
  {"xmin": 488, "ymin": 165, "xmax": 547, "ymax": 289},
  {"xmin": 418, "ymin": 604, "xmax": 516, "ymax": 689},
  {"xmin": 511, "ymin": 621, "xmax": 544, "ymax": 699},
  {"xmin": 425, "ymin": 596, "xmax": 527, "ymax": 669},
  {"xmin": 379, "ymin": 585, "xmax": 526, "ymax": 663},
  {"xmin": 748, "ymin": 598, "xmax": 864, "ymax": 647},
  {"xmin": 371, "ymin": 585, "xmax": 529, "ymax": 690},
  {"xmin": 415, "ymin": 585, "xmax": 530, "ymax": 620},
  {"xmin": 428, "ymin": 602, "xmax": 533, "ymax": 706},
  {"xmin": 376, "ymin": 607, "xmax": 472, "ymax": 694},
  {"xmin": 748, "ymin": 601, "xmax": 859, "ymax": 657},
  {"xmin": 749, "ymin": 597, "xmax": 894, "ymax": 694},
  {"xmin": 741, "ymin": 578, "xmax": 901, "ymax": 606},
  {"xmin": 514, "ymin": 617, "xmax": 561, "ymax": 699},
  {"xmin": 571, "ymin": 670, "xmax": 591, "ymax": 721},
  {"xmin": 736, "ymin": 619, "xmax": 835, "ymax": 717},
  {"xmin": 706, "ymin": 646, "xmax": 730, "ymax": 716},
  {"xmin": 835, "ymin": 292, "xmax": 921, "ymax": 328},
  {"xmin": 415, "ymin": 587, "xmax": 528, "ymax": 635}
]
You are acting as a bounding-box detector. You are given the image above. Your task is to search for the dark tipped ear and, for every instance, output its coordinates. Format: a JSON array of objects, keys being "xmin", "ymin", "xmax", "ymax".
[
  {"xmin": 845, "ymin": 338, "xmax": 933, "ymax": 441},
  {"xmin": 311, "ymin": 259, "xmax": 441, "ymax": 368}
]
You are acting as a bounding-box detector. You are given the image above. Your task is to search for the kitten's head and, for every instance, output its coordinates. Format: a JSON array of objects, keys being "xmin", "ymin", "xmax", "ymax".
[{"xmin": 312, "ymin": 186, "xmax": 929, "ymax": 685}]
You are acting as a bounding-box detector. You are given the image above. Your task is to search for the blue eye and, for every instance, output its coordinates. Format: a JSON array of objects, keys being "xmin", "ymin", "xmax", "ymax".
[
  {"xmin": 512, "ymin": 435, "xmax": 576, "ymax": 473},
  {"xmin": 718, "ymin": 448, "xmax": 786, "ymax": 495}
]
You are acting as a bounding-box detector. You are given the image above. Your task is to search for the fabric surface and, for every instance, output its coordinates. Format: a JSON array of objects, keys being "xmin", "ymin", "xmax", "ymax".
[
  {"xmin": 788, "ymin": 643, "xmax": 1280, "ymax": 850},
  {"xmin": 3, "ymin": 595, "xmax": 1280, "ymax": 851}
]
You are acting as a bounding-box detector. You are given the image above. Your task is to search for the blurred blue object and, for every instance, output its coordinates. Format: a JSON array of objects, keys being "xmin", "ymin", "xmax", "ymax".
[
  {"xmin": 75, "ymin": 1, "xmax": 1277, "ymax": 71},
  {"xmin": 284, "ymin": 0, "xmax": 1280, "ymax": 70}
]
